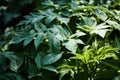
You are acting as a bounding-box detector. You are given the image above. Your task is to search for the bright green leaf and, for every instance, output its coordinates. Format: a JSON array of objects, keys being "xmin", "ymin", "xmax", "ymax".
[
  {"xmin": 64, "ymin": 39, "xmax": 84, "ymax": 53},
  {"xmin": 82, "ymin": 16, "xmax": 97, "ymax": 27},
  {"xmin": 91, "ymin": 29, "xmax": 109, "ymax": 38}
]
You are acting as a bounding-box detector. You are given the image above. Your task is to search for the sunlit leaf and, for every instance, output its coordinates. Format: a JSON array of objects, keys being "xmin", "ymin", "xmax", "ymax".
[
  {"xmin": 63, "ymin": 39, "xmax": 84, "ymax": 53},
  {"xmin": 91, "ymin": 29, "xmax": 109, "ymax": 38},
  {"xmin": 94, "ymin": 8, "xmax": 108, "ymax": 21}
]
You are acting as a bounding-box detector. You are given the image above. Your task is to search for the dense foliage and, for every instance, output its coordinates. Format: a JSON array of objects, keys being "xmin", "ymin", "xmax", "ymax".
[{"xmin": 0, "ymin": 0, "xmax": 120, "ymax": 80}]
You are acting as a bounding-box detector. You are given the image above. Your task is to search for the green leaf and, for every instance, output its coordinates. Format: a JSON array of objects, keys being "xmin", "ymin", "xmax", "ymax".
[
  {"xmin": 64, "ymin": 39, "xmax": 77, "ymax": 53},
  {"xmin": 28, "ymin": 59, "xmax": 37, "ymax": 79},
  {"xmin": 91, "ymin": 29, "xmax": 109, "ymax": 38},
  {"xmin": 95, "ymin": 23, "xmax": 110, "ymax": 29},
  {"xmin": 10, "ymin": 60, "xmax": 18, "ymax": 72},
  {"xmin": 43, "ymin": 66, "xmax": 57, "ymax": 73},
  {"xmin": 0, "ymin": 52, "xmax": 20, "ymax": 71},
  {"xmin": 10, "ymin": 37, "xmax": 25, "ymax": 44},
  {"xmin": 115, "ymin": 36, "xmax": 120, "ymax": 50},
  {"xmin": 34, "ymin": 33, "xmax": 45, "ymax": 49},
  {"xmin": 55, "ymin": 33, "xmax": 64, "ymax": 41},
  {"xmin": 90, "ymin": 24, "xmax": 110, "ymax": 38},
  {"xmin": 64, "ymin": 39, "xmax": 84, "ymax": 53},
  {"xmin": 106, "ymin": 20, "xmax": 120, "ymax": 31},
  {"xmin": 82, "ymin": 16, "xmax": 97, "ymax": 27},
  {"xmin": 70, "ymin": 31, "xmax": 86, "ymax": 38},
  {"xmin": 35, "ymin": 54, "xmax": 43, "ymax": 68},
  {"xmin": 59, "ymin": 69, "xmax": 70, "ymax": 80},
  {"xmin": 34, "ymin": 23, "xmax": 42, "ymax": 32},
  {"xmin": 94, "ymin": 8, "xmax": 108, "ymax": 21},
  {"xmin": 102, "ymin": 61, "xmax": 119, "ymax": 70},
  {"xmin": 0, "ymin": 72, "xmax": 24, "ymax": 80},
  {"xmin": 58, "ymin": 18, "xmax": 69, "ymax": 25},
  {"xmin": 10, "ymin": 32, "xmax": 30, "ymax": 44},
  {"xmin": 23, "ymin": 34, "xmax": 35, "ymax": 46},
  {"xmin": 48, "ymin": 33, "xmax": 61, "ymax": 53},
  {"xmin": 43, "ymin": 53, "xmax": 62, "ymax": 65},
  {"xmin": 45, "ymin": 16, "xmax": 56, "ymax": 26},
  {"xmin": 1, "ymin": 52, "xmax": 18, "ymax": 60}
]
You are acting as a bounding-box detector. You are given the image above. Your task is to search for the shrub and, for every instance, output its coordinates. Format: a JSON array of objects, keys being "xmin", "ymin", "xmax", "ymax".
[{"xmin": 0, "ymin": 0, "xmax": 120, "ymax": 80}]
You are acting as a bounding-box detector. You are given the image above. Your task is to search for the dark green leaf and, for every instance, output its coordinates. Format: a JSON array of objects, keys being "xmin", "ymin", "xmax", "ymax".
[
  {"xmin": 43, "ymin": 66, "xmax": 57, "ymax": 73},
  {"xmin": 34, "ymin": 23, "xmax": 42, "ymax": 32},
  {"xmin": 35, "ymin": 54, "xmax": 43, "ymax": 68},
  {"xmin": 34, "ymin": 33, "xmax": 45, "ymax": 49},
  {"xmin": 23, "ymin": 34, "xmax": 35, "ymax": 46},
  {"xmin": 45, "ymin": 16, "xmax": 56, "ymax": 26},
  {"xmin": 48, "ymin": 33, "xmax": 61, "ymax": 53},
  {"xmin": 43, "ymin": 53, "xmax": 62, "ymax": 65}
]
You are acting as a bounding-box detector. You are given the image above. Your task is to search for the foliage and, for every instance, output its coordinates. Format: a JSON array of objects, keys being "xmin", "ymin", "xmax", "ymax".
[{"xmin": 0, "ymin": 0, "xmax": 120, "ymax": 80}]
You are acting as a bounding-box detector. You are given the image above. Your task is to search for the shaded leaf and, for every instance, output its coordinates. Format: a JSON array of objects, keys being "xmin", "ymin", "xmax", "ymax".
[
  {"xmin": 35, "ymin": 54, "xmax": 43, "ymax": 68},
  {"xmin": 45, "ymin": 16, "xmax": 56, "ymax": 26},
  {"xmin": 23, "ymin": 34, "xmax": 35, "ymax": 46},
  {"xmin": 34, "ymin": 33, "xmax": 45, "ymax": 49},
  {"xmin": 43, "ymin": 53, "xmax": 62, "ymax": 65},
  {"xmin": 59, "ymin": 69, "xmax": 70, "ymax": 80},
  {"xmin": 43, "ymin": 66, "xmax": 57, "ymax": 73},
  {"xmin": 48, "ymin": 33, "xmax": 60, "ymax": 53}
]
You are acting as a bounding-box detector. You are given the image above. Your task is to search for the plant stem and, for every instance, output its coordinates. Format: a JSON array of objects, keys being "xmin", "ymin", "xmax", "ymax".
[{"xmin": 86, "ymin": 35, "xmax": 94, "ymax": 45}]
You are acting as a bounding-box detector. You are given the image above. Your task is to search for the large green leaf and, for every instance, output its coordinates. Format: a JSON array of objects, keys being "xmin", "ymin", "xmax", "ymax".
[
  {"xmin": 18, "ymin": 13, "xmax": 45, "ymax": 25},
  {"xmin": 94, "ymin": 8, "xmax": 108, "ymax": 21},
  {"xmin": 106, "ymin": 20, "xmax": 120, "ymax": 31},
  {"xmin": 45, "ymin": 16, "xmax": 56, "ymax": 26},
  {"xmin": 34, "ymin": 33, "xmax": 45, "ymax": 49},
  {"xmin": 34, "ymin": 23, "xmax": 42, "ymax": 32},
  {"xmin": 82, "ymin": 16, "xmax": 97, "ymax": 27},
  {"xmin": 48, "ymin": 33, "xmax": 61, "ymax": 53},
  {"xmin": 35, "ymin": 54, "xmax": 43, "ymax": 68},
  {"xmin": 28, "ymin": 59, "xmax": 38, "ymax": 79},
  {"xmin": 0, "ymin": 72, "xmax": 24, "ymax": 80},
  {"xmin": 43, "ymin": 53, "xmax": 62, "ymax": 65},
  {"xmin": 23, "ymin": 34, "xmax": 35, "ymax": 46},
  {"xmin": 63, "ymin": 39, "xmax": 84, "ymax": 53},
  {"xmin": 91, "ymin": 29, "xmax": 109, "ymax": 38},
  {"xmin": 10, "ymin": 36, "xmax": 25, "ymax": 44},
  {"xmin": 43, "ymin": 65, "xmax": 57, "ymax": 73}
]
